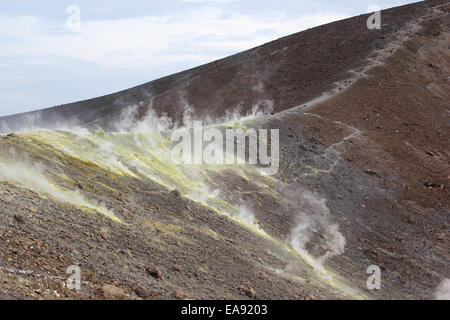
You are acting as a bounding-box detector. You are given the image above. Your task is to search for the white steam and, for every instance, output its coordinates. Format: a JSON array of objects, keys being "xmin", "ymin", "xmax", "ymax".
[
  {"xmin": 0, "ymin": 152, "xmax": 120, "ymax": 223},
  {"xmin": 214, "ymin": 99, "xmax": 274, "ymax": 126},
  {"xmin": 236, "ymin": 203, "xmax": 260, "ymax": 230},
  {"xmin": 113, "ymin": 102, "xmax": 174, "ymax": 133},
  {"xmin": 0, "ymin": 93, "xmax": 278, "ymax": 232},
  {"xmin": 0, "ymin": 111, "xmax": 90, "ymax": 135},
  {"xmin": 186, "ymin": 186, "xmax": 221, "ymax": 205},
  {"xmin": 434, "ymin": 279, "xmax": 450, "ymax": 300},
  {"xmin": 287, "ymin": 189, "xmax": 346, "ymax": 274}
]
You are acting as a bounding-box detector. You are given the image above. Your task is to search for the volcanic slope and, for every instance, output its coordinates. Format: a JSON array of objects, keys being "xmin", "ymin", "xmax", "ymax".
[{"xmin": 0, "ymin": 0, "xmax": 449, "ymax": 299}]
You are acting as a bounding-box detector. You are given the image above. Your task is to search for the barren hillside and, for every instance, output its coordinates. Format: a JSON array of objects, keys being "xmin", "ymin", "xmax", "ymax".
[{"xmin": 0, "ymin": 0, "xmax": 448, "ymax": 300}]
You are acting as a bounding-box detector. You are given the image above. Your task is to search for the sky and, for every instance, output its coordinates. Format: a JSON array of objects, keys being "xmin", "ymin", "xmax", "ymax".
[{"xmin": 0, "ymin": 0, "xmax": 420, "ymax": 116}]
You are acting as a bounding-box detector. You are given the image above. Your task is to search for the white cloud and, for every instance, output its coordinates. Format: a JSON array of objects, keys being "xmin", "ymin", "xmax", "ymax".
[
  {"xmin": 0, "ymin": 9, "xmax": 349, "ymax": 70},
  {"xmin": 180, "ymin": 0, "xmax": 241, "ymax": 3},
  {"xmin": 0, "ymin": 6, "xmax": 350, "ymax": 115}
]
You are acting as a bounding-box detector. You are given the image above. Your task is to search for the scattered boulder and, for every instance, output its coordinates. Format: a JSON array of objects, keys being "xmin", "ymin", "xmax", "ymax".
[
  {"xmin": 146, "ymin": 266, "xmax": 163, "ymax": 279},
  {"xmin": 173, "ymin": 264, "xmax": 183, "ymax": 272},
  {"xmin": 149, "ymin": 291, "xmax": 161, "ymax": 300},
  {"xmin": 115, "ymin": 192, "xmax": 125, "ymax": 202},
  {"xmin": 406, "ymin": 216, "xmax": 417, "ymax": 225},
  {"xmin": 363, "ymin": 169, "xmax": 378, "ymax": 176},
  {"xmin": 102, "ymin": 284, "xmax": 128, "ymax": 300},
  {"xmin": 170, "ymin": 189, "xmax": 181, "ymax": 198},
  {"xmin": 174, "ymin": 289, "xmax": 187, "ymax": 300},
  {"xmin": 14, "ymin": 214, "xmax": 25, "ymax": 224},
  {"xmin": 239, "ymin": 286, "xmax": 256, "ymax": 298},
  {"xmin": 133, "ymin": 284, "xmax": 151, "ymax": 299}
]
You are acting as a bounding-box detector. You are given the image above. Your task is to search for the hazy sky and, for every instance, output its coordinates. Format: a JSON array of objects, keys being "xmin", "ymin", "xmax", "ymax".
[{"xmin": 0, "ymin": 0, "xmax": 419, "ymax": 116}]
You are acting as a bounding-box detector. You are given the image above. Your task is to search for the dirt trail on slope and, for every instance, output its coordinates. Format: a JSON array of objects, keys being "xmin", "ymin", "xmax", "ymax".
[{"xmin": 263, "ymin": 1, "xmax": 449, "ymax": 299}]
